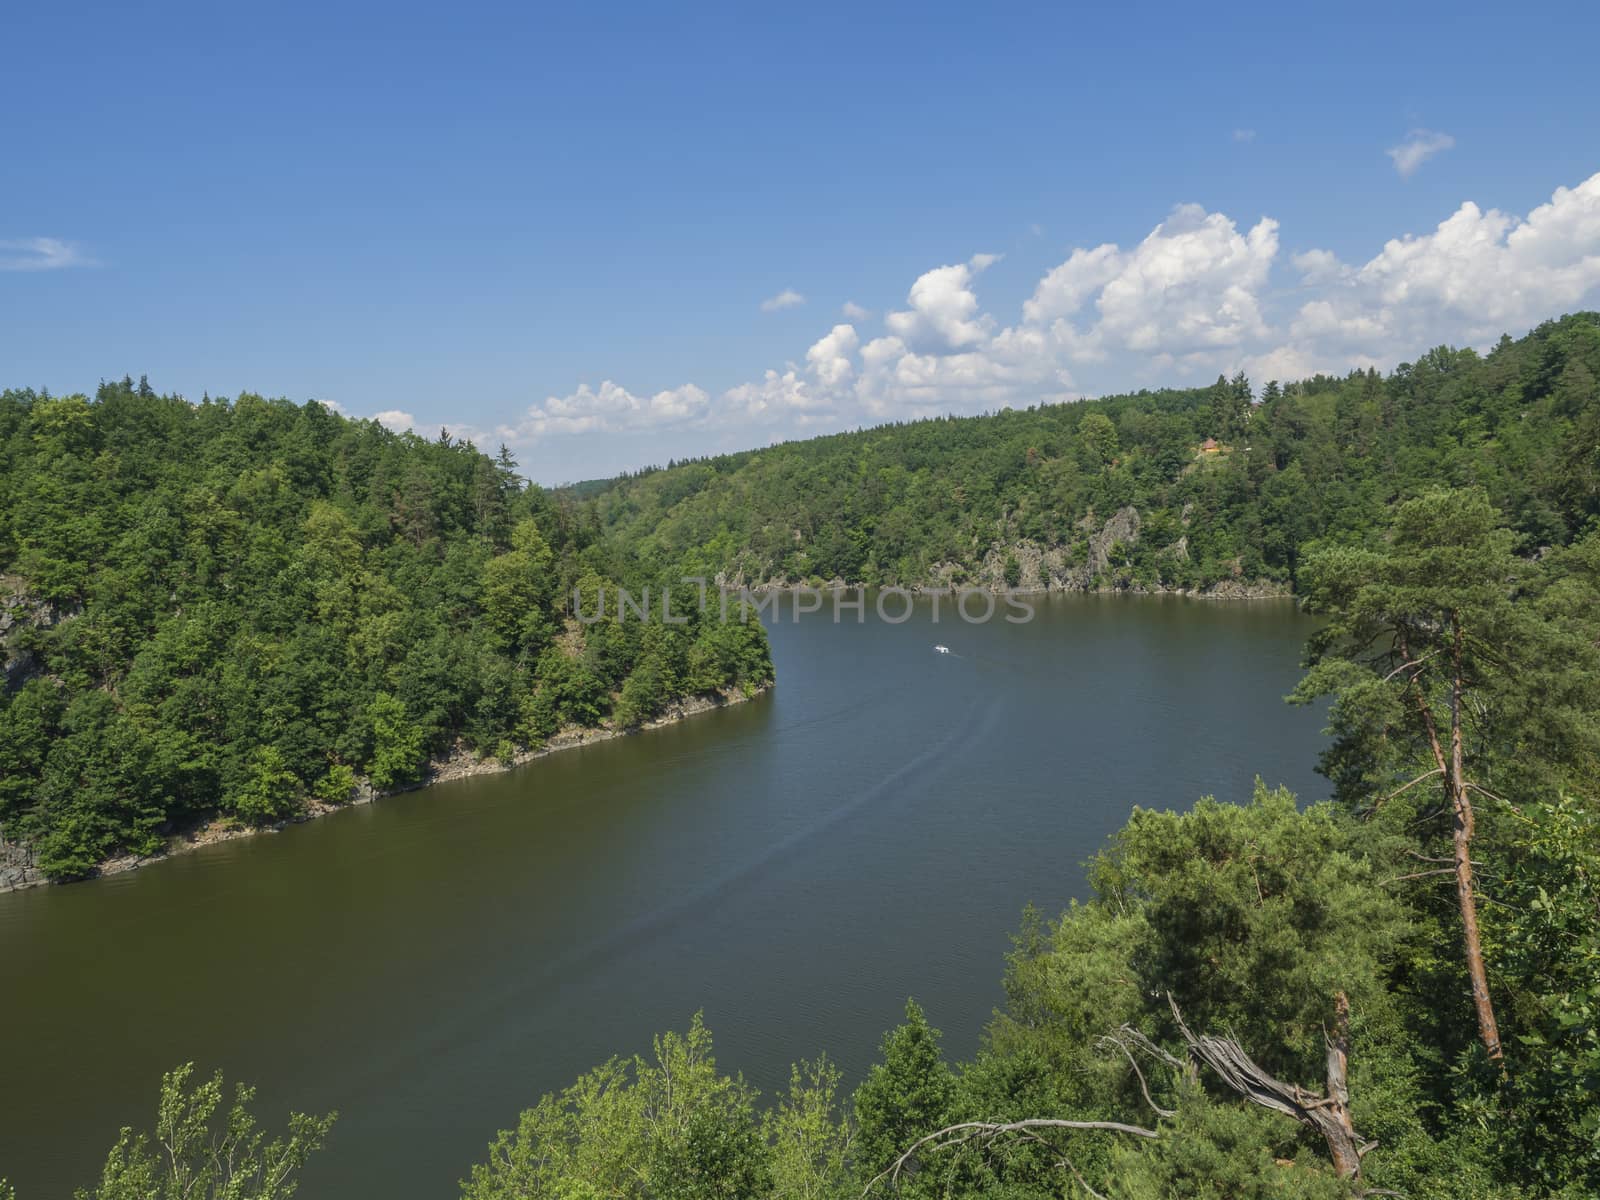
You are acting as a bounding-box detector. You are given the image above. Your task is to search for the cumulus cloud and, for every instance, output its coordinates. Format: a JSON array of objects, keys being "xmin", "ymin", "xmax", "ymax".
[
  {"xmin": 1271, "ymin": 172, "xmax": 1600, "ymax": 370},
  {"xmin": 760, "ymin": 288, "xmax": 806, "ymax": 312},
  {"xmin": 496, "ymin": 169, "xmax": 1600, "ymax": 450},
  {"xmin": 1290, "ymin": 248, "xmax": 1350, "ymax": 285},
  {"xmin": 0, "ymin": 237, "xmax": 95, "ymax": 271},
  {"xmin": 859, "ymin": 344, "xmax": 1056, "ymax": 419},
  {"xmin": 500, "ymin": 381, "xmax": 710, "ymax": 440},
  {"xmin": 841, "ymin": 300, "xmax": 871, "ymax": 320},
  {"xmin": 805, "ymin": 324, "xmax": 860, "ymax": 389},
  {"xmin": 1388, "ymin": 129, "xmax": 1455, "ymax": 178},
  {"xmin": 1233, "ymin": 128, "xmax": 1257, "ymax": 143},
  {"xmin": 724, "ymin": 368, "xmax": 824, "ymax": 422},
  {"xmin": 884, "ymin": 258, "xmax": 997, "ymax": 351},
  {"xmin": 1024, "ymin": 204, "xmax": 1278, "ymax": 366},
  {"xmin": 1023, "ymin": 243, "xmax": 1123, "ymax": 325}
]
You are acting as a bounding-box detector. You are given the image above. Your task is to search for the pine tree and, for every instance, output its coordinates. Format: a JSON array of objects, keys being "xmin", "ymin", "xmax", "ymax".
[{"xmin": 853, "ymin": 999, "xmax": 956, "ymax": 1190}]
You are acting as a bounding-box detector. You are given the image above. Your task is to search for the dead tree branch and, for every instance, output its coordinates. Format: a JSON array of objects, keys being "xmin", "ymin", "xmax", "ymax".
[
  {"xmin": 868, "ymin": 997, "xmax": 1384, "ymax": 1197},
  {"xmin": 1096, "ymin": 1030, "xmax": 1178, "ymax": 1118},
  {"xmin": 863, "ymin": 1118, "xmax": 1159, "ymax": 1195},
  {"xmin": 1165, "ymin": 993, "xmax": 1372, "ymax": 1180}
]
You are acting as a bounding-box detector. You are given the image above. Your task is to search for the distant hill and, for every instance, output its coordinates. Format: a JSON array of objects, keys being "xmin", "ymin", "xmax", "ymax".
[{"xmin": 570, "ymin": 313, "xmax": 1600, "ymax": 594}]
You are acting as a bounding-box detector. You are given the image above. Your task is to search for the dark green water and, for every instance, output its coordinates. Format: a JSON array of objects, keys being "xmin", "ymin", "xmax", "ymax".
[{"xmin": 0, "ymin": 595, "xmax": 1324, "ymax": 1198}]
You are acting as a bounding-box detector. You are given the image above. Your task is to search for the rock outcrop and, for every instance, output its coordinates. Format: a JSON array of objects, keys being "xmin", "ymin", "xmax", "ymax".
[
  {"xmin": 1, "ymin": 576, "xmax": 75, "ymax": 695},
  {"xmin": 0, "ymin": 838, "xmax": 46, "ymax": 891}
]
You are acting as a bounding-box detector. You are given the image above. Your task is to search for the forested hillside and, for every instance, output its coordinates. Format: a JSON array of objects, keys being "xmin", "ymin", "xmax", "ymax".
[
  {"xmin": 579, "ymin": 314, "xmax": 1600, "ymax": 594},
  {"xmin": 0, "ymin": 381, "xmax": 772, "ymax": 881}
]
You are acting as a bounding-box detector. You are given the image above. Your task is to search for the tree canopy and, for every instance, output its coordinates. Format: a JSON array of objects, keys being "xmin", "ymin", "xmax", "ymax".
[{"xmin": 0, "ymin": 382, "xmax": 772, "ymax": 879}]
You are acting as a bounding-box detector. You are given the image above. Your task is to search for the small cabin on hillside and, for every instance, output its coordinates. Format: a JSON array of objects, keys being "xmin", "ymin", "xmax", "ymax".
[{"xmin": 1199, "ymin": 437, "xmax": 1221, "ymax": 454}]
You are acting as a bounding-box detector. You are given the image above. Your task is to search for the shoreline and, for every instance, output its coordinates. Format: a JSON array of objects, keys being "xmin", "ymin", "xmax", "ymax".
[
  {"xmin": 0, "ymin": 684, "xmax": 769, "ymax": 896},
  {"xmin": 732, "ymin": 579, "xmax": 1296, "ymax": 601}
]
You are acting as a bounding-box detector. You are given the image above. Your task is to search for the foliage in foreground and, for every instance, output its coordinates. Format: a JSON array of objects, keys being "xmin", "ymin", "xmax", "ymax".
[
  {"xmin": 73, "ymin": 1063, "xmax": 334, "ymax": 1200},
  {"xmin": 453, "ymin": 793, "xmax": 1596, "ymax": 1199},
  {"xmin": 461, "ymin": 1015, "xmax": 853, "ymax": 1200}
]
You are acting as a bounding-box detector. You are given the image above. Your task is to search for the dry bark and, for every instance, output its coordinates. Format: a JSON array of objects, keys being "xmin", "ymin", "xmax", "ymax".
[{"xmin": 1165, "ymin": 994, "xmax": 1375, "ymax": 1180}]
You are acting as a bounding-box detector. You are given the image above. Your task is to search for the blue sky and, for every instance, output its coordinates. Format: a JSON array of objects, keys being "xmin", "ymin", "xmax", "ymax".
[{"xmin": 5, "ymin": 0, "xmax": 1600, "ymax": 483}]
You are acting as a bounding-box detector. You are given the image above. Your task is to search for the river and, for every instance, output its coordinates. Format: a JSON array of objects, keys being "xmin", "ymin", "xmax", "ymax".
[{"xmin": 0, "ymin": 594, "xmax": 1324, "ymax": 1198}]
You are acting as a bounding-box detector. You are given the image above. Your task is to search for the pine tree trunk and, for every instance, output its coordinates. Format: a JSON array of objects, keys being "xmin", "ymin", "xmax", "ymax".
[{"xmin": 1450, "ymin": 614, "xmax": 1503, "ymax": 1062}]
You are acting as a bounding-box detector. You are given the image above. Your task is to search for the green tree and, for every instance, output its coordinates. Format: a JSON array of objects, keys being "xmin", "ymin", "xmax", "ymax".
[
  {"xmin": 462, "ymin": 1015, "xmax": 771, "ymax": 1200},
  {"xmin": 481, "ymin": 518, "xmax": 555, "ymax": 654},
  {"xmin": 1294, "ymin": 488, "xmax": 1523, "ymax": 1061},
  {"xmin": 311, "ymin": 763, "xmax": 357, "ymax": 806},
  {"xmin": 1107, "ymin": 1093, "xmax": 1349, "ymax": 1200},
  {"xmin": 765, "ymin": 1057, "xmax": 855, "ymax": 1200},
  {"xmin": 647, "ymin": 1093, "xmax": 771, "ymax": 1200},
  {"xmin": 75, "ymin": 1063, "xmax": 334, "ymax": 1200},
  {"xmin": 1079, "ymin": 412, "xmax": 1120, "ymax": 466},
  {"xmin": 365, "ymin": 691, "xmax": 427, "ymax": 791},
  {"xmin": 229, "ymin": 745, "xmax": 301, "ymax": 823},
  {"xmin": 854, "ymin": 1000, "xmax": 956, "ymax": 1192},
  {"xmin": 1483, "ymin": 793, "xmax": 1600, "ymax": 1189},
  {"xmin": 1208, "ymin": 373, "xmax": 1250, "ymax": 442}
]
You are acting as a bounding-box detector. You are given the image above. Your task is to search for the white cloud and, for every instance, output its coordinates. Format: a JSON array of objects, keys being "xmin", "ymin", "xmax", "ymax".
[
  {"xmin": 1027, "ymin": 204, "xmax": 1278, "ymax": 362},
  {"xmin": 496, "ymin": 168, "xmax": 1600, "ymax": 450},
  {"xmin": 374, "ymin": 410, "xmax": 416, "ymax": 433},
  {"xmin": 1241, "ymin": 343, "xmax": 1330, "ymax": 385},
  {"xmin": 0, "ymin": 237, "xmax": 95, "ymax": 271},
  {"xmin": 1023, "ymin": 242, "xmax": 1123, "ymax": 324},
  {"xmin": 862, "ymin": 346, "xmax": 1047, "ymax": 419},
  {"xmin": 723, "ymin": 368, "xmax": 824, "ymax": 422},
  {"xmin": 326, "ymin": 401, "xmax": 494, "ymax": 448},
  {"xmin": 1290, "ymin": 248, "xmax": 1350, "ymax": 285},
  {"xmin": 1233, "ymin": 128, "xmax": 1257, "ymax": 143},
  {"xmin": 805, "ymin": 324, "xmax": 860, "ymax": 389},
  {"xmin": 885, "ymin": 261, "xmax": 994, "ymax": 351},
  {"xmin": 500, "ymin": 381, "xmax": 710, "ymax": 441},
  {"xmin": 1387, "ymin": 129, "xmax": 1455, "ymax": 178},
  {"xmin": 760, "ymin": 288, "xmax": 806, "ymax": 312},
  {"xmin": 1269, "ymin": 172, "xmax": 1600, "ymax": 370},
  {"xmin": 443, "ymin": 421, "xmax": 495, "ymax": 447}
]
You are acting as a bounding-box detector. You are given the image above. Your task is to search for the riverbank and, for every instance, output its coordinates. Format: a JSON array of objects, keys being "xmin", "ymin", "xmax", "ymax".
[
  {"xmin": 728, "ymin": 577, "xmax": 1295, "ymax": 600},
  {"xmin": 0, "ymin": 684, "xmax": 769, "ymax": 895}
]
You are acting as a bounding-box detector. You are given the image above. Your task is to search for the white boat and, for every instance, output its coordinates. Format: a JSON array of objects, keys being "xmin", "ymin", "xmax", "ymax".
[{"xmin": 933, "ymin": 644, "xmax": 951, "ymax": 654}]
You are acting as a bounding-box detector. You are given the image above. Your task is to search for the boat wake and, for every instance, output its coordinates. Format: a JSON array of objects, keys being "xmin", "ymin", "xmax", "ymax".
[{"xmin": 349, "ymin": 691, "xmax": 1004, "ymax": 1094}]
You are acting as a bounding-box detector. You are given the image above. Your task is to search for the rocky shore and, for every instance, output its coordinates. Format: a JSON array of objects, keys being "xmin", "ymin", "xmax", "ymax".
[
  {"xmin": 714, "ymin": 506, "xmax": 1296, "ymax": 601},
  {"xmin": 0, "ymin": 684, "xmax": 768, "ymax": 895}
]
